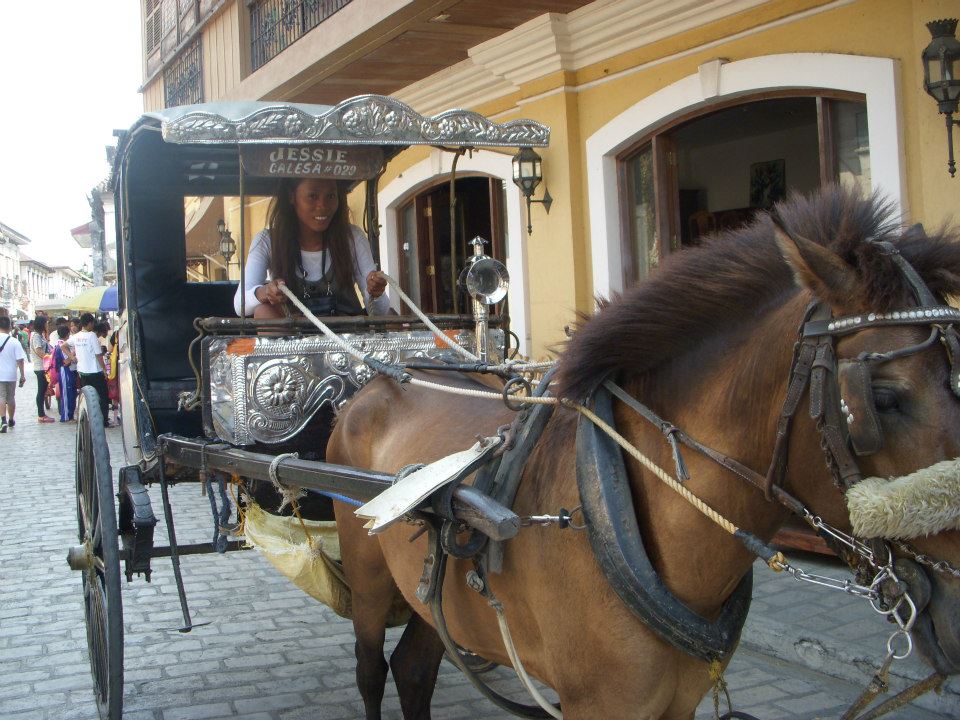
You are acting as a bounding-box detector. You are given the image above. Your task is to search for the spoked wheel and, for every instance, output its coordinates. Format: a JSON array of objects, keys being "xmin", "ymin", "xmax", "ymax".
[{"xmin": 70, "ymin": 385, "xmax": 123, "ymax": 720}]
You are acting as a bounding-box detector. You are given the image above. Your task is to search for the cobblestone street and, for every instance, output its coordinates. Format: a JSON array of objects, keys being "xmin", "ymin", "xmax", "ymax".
[{"xmin": 1, "ymin": 371, "xmax": 957, "ymax": 719}]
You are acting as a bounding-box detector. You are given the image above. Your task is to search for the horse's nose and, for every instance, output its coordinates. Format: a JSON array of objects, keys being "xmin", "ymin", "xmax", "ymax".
[{"xmin": 927, "ymin": 570, "xmax": 960, "ymax": 674}]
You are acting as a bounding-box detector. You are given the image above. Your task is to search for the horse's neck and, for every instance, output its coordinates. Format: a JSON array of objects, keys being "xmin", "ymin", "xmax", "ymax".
[{"xmin": 613, "ymin": 295, "xmax": 805, "ymax": 614}]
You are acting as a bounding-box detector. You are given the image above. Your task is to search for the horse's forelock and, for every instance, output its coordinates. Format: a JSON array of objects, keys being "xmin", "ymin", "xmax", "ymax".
[{"xmin": 556, "ymin": 186, "xmax": 960, "ymax": 402}]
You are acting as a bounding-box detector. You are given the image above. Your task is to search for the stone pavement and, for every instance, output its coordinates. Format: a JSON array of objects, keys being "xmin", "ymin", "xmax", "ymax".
[{"xmin": 1, "ymin": 370, "xmax": 958, "ymax": 719}]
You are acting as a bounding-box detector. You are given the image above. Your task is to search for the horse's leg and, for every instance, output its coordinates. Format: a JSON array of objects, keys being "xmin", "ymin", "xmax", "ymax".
[
  {"xmin": 390, "ymin": 612, "xmax": 445, "ymax": 719},
  {"xmin": 335, "ymin": 501, "xmax": 395, "ymax": 720}
]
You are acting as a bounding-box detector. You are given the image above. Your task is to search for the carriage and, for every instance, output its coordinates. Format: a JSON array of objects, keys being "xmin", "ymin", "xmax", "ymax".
[
  {"xmin": 69, "ymin": 95, "xmax": 549, "ymax": 720},
  {"xmin": 71, "ymin": 94, "xmax": 960, "ymax": 720}
]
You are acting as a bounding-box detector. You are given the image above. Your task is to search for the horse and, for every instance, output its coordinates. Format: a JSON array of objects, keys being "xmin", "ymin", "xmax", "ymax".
[{"xmin": 328, "ymin": 187, "xmax": 960, "ymax": 719}]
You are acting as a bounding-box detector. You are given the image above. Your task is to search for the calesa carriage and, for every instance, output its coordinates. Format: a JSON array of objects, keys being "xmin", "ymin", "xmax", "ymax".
[{"xmin": 72, "ymin": 94, "xmax": 960, "ymax": 720}]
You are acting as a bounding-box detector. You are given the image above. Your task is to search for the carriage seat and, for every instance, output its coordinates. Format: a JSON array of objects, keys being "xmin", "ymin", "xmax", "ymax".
[{"xmin": 139, "ymin": 281, "xmax": 237, "ymax": 384}]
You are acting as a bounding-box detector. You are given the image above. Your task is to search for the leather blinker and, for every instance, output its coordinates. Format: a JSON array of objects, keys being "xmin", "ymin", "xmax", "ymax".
[{"xmin": 838, "ymin": 360, "xmax": 884, "ymax": 456}]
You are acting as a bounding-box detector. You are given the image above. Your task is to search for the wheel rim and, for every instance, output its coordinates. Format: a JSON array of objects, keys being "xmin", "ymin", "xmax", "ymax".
[{"xmin": 75, "ymin": 386, "xmax": 123, "ymax": 720}]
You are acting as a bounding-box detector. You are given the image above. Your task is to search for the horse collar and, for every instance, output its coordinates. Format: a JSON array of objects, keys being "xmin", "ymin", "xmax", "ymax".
[{"xmin": 575, "ymin": 384, "xmax": 753, "ymax": 663}]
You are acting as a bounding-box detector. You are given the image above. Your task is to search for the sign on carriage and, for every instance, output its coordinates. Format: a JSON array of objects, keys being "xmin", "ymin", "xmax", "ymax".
[{"xmin": 241, "ymin": 144, "xmax": 384, "ymax": 180}]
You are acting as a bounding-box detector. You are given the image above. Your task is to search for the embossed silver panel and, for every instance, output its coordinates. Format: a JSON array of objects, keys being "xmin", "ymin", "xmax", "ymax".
[
  {"xmin": 207, "ymin": 329, "xmax": 502, "ymax": 446},
  {"xmin": 158, "ymin": 96, "xmax": 550, "ymax": 148}
]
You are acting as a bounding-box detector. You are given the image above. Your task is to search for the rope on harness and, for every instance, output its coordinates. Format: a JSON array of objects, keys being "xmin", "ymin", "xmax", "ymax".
[
  {"xmin": 268, "ymin": 451, "xmax": 304, "ymax": 512},
  {"xmin": 279, "ymin": 281, "xmax": 785, "ymax": 568},
  {"xmin": 489, "ymin": 595, "xmax": 563, "ymax": 719}
]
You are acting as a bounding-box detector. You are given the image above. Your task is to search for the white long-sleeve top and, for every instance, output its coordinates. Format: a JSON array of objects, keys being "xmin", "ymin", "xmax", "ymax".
[{"xmin": 233, "ymin": 225, "xmax": 390, "ymax": 317}]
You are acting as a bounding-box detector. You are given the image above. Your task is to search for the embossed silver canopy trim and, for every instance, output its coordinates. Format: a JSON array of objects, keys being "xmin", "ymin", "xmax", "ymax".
[{"xmin": 156, "ymin": 95, "xmax": 550, "ymax": 148}]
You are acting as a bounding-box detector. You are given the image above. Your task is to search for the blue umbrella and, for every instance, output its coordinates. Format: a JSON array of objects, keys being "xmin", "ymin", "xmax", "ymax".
[{"xmin": 100, "ymin": 285, "xmax": 118, "ymax": 311}]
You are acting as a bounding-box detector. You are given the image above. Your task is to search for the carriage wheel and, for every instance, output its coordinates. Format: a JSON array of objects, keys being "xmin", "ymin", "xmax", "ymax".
[{"xmin": 71, "ymin": 385, "xmax": 123, "ymax": 720}]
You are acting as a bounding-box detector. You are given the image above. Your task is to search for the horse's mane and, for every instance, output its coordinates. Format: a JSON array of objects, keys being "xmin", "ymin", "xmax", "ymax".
[{"xmin": 556, "ymin": 186, "xmax": 960, "ymax": 401}]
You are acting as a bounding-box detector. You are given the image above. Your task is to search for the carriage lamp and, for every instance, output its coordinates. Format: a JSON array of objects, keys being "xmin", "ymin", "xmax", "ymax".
[
  {"xmin": 922, "ymin": 18, "xmax": 960, "ymax": 177},
  {"xmin": 511, "ymin": 147, "xmax": 553, "ymax": 234},
  {"xmin": 217, "ymin": 219, "xmax": 236, "ymax": 265}
]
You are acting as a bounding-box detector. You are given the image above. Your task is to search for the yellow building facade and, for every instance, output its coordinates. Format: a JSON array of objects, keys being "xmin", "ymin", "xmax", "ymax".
[{"xmin": 140, "ymin": 0, "xmax": 960, "ymax": 358}]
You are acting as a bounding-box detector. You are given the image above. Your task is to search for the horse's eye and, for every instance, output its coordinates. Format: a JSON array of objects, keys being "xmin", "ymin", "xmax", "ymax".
[{"xmin": 872, "ymin": 386, "xmax": 900, "ymax": 413}]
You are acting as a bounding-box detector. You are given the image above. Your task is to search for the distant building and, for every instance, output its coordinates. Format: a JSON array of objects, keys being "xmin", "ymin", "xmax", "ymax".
[
  {"xmin": 0, "ymin": 222, "xmax": 30, "ymax": 319},
  {"xmin": 20, "ymin": 257, "xmax": 91, "ymax": 318}
]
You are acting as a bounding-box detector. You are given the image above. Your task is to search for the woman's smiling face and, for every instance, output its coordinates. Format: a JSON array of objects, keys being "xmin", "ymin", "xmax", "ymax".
[{"xmin": 291, "ymin": 179, "xmax": 339, "ymax": 237}]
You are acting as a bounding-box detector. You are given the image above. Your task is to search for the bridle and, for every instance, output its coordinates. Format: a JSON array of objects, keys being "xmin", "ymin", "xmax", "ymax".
[{"xmin": 768, "ymin": 239, "xmax": 960, "ymax": 499}]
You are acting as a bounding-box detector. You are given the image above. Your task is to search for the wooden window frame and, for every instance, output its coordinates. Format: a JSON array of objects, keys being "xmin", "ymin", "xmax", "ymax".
[{"xmin": 616, "ymin": 89, "xmax": 865, "ymax": 288}]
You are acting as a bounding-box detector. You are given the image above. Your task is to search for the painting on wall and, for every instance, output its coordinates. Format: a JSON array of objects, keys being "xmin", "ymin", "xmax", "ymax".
[{"xmin": 749, "ymin": 159, "xmax": 786, "ymax": 209}]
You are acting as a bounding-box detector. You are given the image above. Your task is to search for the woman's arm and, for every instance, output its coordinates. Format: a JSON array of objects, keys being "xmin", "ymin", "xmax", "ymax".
[
  {"xmin": 350, "ymin": 227, "xmax": 390, "ymax": 316},
  {"xmin": 233, "ymin": 231, "xmax": 271, "ymax": 316}
]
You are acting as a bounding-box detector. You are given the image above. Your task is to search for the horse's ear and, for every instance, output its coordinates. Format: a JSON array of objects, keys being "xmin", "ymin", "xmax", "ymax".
[{"xmin": 773, "ymin": 223, "xmax": 858, "ymax": 311}]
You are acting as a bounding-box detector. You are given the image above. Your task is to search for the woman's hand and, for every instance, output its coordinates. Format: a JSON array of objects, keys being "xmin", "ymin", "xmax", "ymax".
[
  {"xmin": 256, "ymin": 279, "xmax": 288, "ymax": 306},
  {"xmin": 366, "ymin": 271, "xmax": 387, "ymax": 299}
]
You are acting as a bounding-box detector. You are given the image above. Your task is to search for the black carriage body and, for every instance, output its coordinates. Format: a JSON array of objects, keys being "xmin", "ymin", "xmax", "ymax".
[
  {"xmin": 79, "ymin": 97, "xmax": 548, "ymax": 720},
  {"xmin": 111, "ymin": 97, "xmax": 547, "ymax": 472}
]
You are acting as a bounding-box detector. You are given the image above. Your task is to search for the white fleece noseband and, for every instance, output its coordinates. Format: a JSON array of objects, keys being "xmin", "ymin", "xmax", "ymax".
[{"xmin": 846, "ymin": 458, "xmax": 960, "ymax": 539}]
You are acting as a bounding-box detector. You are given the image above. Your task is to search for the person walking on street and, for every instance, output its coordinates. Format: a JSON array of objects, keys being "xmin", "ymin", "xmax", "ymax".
[
  {"xmin": 53, "ymin": 326, "xmax": 77, "ymax": 422},
  {"xmin": 0, "ymin": 316, "xmax": 27, "ymax": 432},
  {"xmin": 66, "ymin": 312, "xmax": 110, "ymax": 425},
  {"xmin": 30, "ymin": 315, "xmax": 55, "ymax": 423}
]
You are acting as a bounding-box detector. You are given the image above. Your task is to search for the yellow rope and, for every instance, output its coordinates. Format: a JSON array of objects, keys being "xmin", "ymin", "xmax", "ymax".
[
  {"xmin": 228, "ymin": 474, "xmax": 247, "ymax": 538},
  {"xmin": 289, "ymin": 498, "xmax": 318, "ymax": 551},
  {"xmin": 571, "ymin": 400, "xmax": 740, "ymax": 537}
]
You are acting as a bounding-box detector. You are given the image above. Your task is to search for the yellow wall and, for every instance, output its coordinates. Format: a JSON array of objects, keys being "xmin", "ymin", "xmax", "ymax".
[{"xmin": 140, "ymin": 0, "xmax": 960, "ymax": 357}]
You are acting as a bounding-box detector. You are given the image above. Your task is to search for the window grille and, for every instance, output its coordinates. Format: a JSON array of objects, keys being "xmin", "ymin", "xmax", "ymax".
[
  {"xmin": 164, "ymin": 38, "xmax": 203, "ymax": 107},
  {"xmin": 250, "ymin": 0, "xmax": 352, "ymax": 72}
]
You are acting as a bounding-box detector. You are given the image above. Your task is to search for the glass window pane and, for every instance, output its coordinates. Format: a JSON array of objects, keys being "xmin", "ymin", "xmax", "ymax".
[
  {"xmin": 625, "ymin": 145, "xmax": 658, "ymax": 281},
  {"xmin": 833, "ymin": 100, "xmax": 870, "ymax": 193},
  {"xmin": 184, "ymin": 195, "xmax": 271, "ymax": 283}
]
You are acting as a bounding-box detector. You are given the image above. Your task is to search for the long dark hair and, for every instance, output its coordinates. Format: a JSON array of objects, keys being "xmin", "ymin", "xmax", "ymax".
[
  {"xmin": 267, "ymin": 179, "xmax": 355, "ymax": 298},
  {"xmin": 33, "ymin": 315, "xmax": 47, "ymax": 335}
]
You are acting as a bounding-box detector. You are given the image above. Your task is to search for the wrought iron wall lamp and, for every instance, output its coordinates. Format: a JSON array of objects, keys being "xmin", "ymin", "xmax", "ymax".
[
  {"xmin": 512, "ymin": 147, "xmax": 553, "ymax": 234},
  {"xmin": 922, "ymin": 18, "xmax": 960, "ymax": 177},
  {"xmin": 217, "ymin": 219, "xmax": 236, "ymax": 265}
]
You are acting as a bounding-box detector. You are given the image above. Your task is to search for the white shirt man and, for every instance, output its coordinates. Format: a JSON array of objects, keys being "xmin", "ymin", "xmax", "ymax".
[
  {"xmin": 0, "ymin": 317, "xmax": 27, "ymax": 431},
  {"xmin": 66, "ymin": 314, "xmax": 112, "ymax": 427}
]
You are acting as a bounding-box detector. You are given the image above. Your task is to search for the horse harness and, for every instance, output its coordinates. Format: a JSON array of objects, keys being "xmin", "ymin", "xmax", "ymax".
[
  {"xmin": 407, "ymin": 239, "xmax": 960, "ymax": 720},
  {"xmin": 573, "ymin": 238, "xmax": 960, "ymax": 718}
]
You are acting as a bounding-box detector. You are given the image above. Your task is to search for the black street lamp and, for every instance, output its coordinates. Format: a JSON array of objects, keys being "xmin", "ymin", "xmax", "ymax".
[
  {"xmin": 217, "ymin": 219, "xmax": 236, "ymax": 266},
  {"xmin": 921, "ymin": 18, "xmax": 960, "ymax": 177},
  {"xmin": 511, "ymin": 147, "xmax": 553, "ymax": 234}
]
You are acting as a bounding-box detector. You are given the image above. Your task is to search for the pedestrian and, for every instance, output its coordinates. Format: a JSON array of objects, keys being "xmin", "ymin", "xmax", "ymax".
[
  {"xmin": 0, "ymin": 316, "xmax": 27, "ymax": 433},
  {"xmin": 30, "ymin": 315, "xmax": 55, "ymax": 423},
  {"xmin": 66, "ymin": 312, "xmax": 110, "ymax": 425},
  {"xmin": 16, "ymin": 323, "xmax": 28, "ymax": 353},
  {"xmin": 47, "ymin": 322, "xmax": 67, "ymax": 416},
  {"xmin": 54, "ymin": 326, "xmax": 78, "ymax": 422}
]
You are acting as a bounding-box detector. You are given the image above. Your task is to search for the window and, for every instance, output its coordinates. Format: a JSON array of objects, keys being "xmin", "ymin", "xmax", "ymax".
[
  {"xmin": 183, "ymin": 195, "xmax": 271, "ymax": 284},
  {"xmin": 164, "ymin": 37, "xmax": 203, "ymax": 107},
  {"xmin": 619, "ymin": 93, "xmax": 869, "ymax": 285},
  {"xmin": 144, "ymin": 0, "xmax": 164, "ymax": 55}
]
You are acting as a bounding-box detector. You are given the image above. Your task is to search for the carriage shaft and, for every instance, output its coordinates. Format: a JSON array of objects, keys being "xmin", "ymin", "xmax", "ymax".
[{"xmin": 159, "ymin": 435, "xmax": 519, "ymax": 541}]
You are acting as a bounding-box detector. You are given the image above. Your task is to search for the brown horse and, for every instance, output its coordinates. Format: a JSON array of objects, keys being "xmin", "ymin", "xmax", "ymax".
[{"xmin": 329, "ymin": 188, "xmax": 960, "ymax": 719}]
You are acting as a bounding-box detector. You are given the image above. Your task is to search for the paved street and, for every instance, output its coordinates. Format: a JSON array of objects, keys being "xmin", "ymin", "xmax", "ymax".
[{"xmin": 1, "ymin": 370, "xmax": 958, "ymax": 719}]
